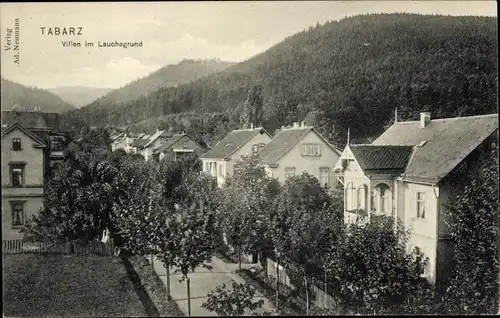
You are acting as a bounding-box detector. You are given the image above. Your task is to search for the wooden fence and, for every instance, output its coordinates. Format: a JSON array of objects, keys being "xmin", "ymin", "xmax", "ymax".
[
  {"xmin": 266, "ymin": 257, "xmax": 341, "ymax": 310},
  {"xmin": 312, "ymin": 284, "xmax": 339, "ymax": 309},
  {"xmin": 2, "ymin": 239, "xmax": 116, "ymax": 256},
  {"xmin": 266, "ymin": 257, "xmax": 294, "ymax": 289}
]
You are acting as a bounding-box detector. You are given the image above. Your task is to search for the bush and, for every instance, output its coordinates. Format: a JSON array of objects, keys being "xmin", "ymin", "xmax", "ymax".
[{"xmin": 202, "ymin": 281, "xmax": 264, "ymax": 316}]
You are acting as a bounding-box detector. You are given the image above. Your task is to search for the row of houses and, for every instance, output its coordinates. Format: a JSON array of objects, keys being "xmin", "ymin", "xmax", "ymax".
[
  {"xmin": 110, "ymin": 130, "xmax": 205, "ymax": 162},
  {"xmin": 1, "ymin": 110, "xmax": 69, "ymax": 240},
  {"xmin": 200, "ymin": 112, "xmax": 498, "ymax": 286},
  {"xmin": 2, "ymin": 109, "xmax": 498, "ymax": 287},
  {"xmin": 200, "ymin": 121, "xmax": 343, "ymax": 189}
]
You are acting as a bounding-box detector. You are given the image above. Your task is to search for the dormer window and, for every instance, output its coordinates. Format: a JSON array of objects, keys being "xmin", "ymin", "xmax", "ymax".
[
  {"xmin": 252, "ymin": 144, "xmax": 259, "ymax": 155},
  {"xmin": 12, "ymin": 138, "xmax": 21, "ymax": 151}
]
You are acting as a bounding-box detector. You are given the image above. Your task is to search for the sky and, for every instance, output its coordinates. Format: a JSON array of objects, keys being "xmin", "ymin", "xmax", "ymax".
[{"xmin": 0, "ymin": 1, "xmax": 497, "ymax": 89}]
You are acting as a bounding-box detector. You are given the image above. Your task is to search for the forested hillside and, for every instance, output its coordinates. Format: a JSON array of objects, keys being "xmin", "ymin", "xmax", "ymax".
[
  {"xmin": 83, "ymin": 59, "xmax": 235, "ymax": 107},
  {"xmin": 1, "ymin": 78, "xmax": 76, "ymax": 113},
  {"xmin": 63, "ymin": 13, "xmax": 498, "ymax": 146}
]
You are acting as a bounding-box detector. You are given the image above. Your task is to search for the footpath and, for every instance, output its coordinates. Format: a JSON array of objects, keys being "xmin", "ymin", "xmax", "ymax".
[{"xmin": 146, "ymin": 254, "xmax": 276, "ymax": 316}]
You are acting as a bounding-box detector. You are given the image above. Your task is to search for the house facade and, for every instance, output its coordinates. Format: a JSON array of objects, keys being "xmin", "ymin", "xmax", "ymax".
[
  {"xmin": 258, "ymin": 122, "xmax": 342, "ymax": 188},
  {"xmin": 1, "ymin": 123, "xmax": 46, "ymax": 240},
  {"xmin": 201, "ymin": 127, "xmax": 272, "ymax": 187},
  {"xmin": 112, "ymin": 133, "xmax": 138, "ymax": 154},
  {"xmin": 151, "ymin": 133, "xmax": 206, "ymax": 162},
  {"xmin": 335, "ymin": 112, "xmax": 499, "ymax": 285}
]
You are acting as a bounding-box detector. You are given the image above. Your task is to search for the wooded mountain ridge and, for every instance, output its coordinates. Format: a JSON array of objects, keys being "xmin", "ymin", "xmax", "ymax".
[
  {"xmin": 62, "ymin": 13, "xmax": 498, "ymax": 147},
  {"xmin": 1, "ymin": 78, "xmax": 76, "ymax": 113},
  {"xmin": 83, "ymin": 58, "xmax": 235, "ymax": 108}
]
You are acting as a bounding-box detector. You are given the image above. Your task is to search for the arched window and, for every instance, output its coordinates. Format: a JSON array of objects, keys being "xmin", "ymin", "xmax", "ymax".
[
  {"xmin": 373, "ymin": 183, "xmax": 390, "ymax": 215},
  {"xmin": 371, "ymin": 188, "xmax": 378, "ymax": 214},
  {"xmin": 357, "ymin": 184, "xmax": 368, "ymax": 212},
  {"xmin": 346, "ymin": 182, "xmax": 356, "ymax": 212}
]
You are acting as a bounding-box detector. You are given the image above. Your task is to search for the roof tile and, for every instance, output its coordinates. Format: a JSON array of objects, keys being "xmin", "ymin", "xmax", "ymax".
[
  {"xmin": 349, "ymin": 145, "xmax": 414, "ymax": 171},
  {"xmin": 201, "ymin": 128, "xmax": 269, "ymax": 159},
  {"xmin": 373, "ymin": 113, "xmax": 498, "ymax": 182}
]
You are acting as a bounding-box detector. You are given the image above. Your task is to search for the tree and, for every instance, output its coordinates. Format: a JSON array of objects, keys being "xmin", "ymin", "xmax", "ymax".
[
  {"xmin": 219, "ymin": 157, "xmax": 279, "ymax": 271},
  {"xmin": 24, "ymin": 148, "xmax": 118, "ymax": 244},
  {"xmin": 269, "ymin": 173, "xmax": 342, "ymax": 314},
  {"xmin": 441, "ymin": 150, "xmax": 499, "ymax": 314},
  {"xmin": 202, "ymin": 281, "xmax": 265, "ymax": 316},
  {"xmin": 162, "ymin": 172, "xmax": 221, "ymax": 316},
  {"xmin": 323, "ymin": 215, "xmax": 432, "ymax": 314},
  {"xmin": 112, "ymin": 159, "xmax": 164, "ymax": 257},
  {"xmin": 240, "ymin": 84, "xmax": 264, "ymax": 128}
]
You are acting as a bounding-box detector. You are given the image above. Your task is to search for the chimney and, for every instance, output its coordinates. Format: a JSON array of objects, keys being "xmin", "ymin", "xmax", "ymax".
[
  {"xmin": 420, "ymin": 112, "xmax": 431, "ymax": 128},
  {"xmin": 293, "ymin": 122, "xmax": 299, "ymax": 128}
]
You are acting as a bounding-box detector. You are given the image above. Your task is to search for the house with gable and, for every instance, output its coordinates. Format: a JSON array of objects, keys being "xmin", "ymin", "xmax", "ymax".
[
  {"xmin": 334, "ymin": 112, "xmax": 499, "ymax": 285},
  {"xmin": 1, "ymin": 123, "xmax": 47, "ymax": 239},
  {"xmin": 258, "ymin": 121, "xmax": 342, "ymax": 188},
  {"xmin": 130, "ymin": 129, "xmax": 171, "ymax": 161},
  {"xmin": 201, "ymin": 125, "xmax": 272, "ymax": 187},
  {"xmin": 151, "ymin": 132, "xmax": 206, "ymax": 162}
]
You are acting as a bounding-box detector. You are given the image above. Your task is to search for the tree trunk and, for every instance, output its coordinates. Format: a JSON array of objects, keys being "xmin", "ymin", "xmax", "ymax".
[
  {"xmin": 166, "ymin": 263, "xmax": 171, "ymax": 300},
  {"xmin": 151, "ymin": 254, "xmax": 154, "ymax": 271},
  {"xmin": 324, "ymin": 271, "xmax": 327, "ymax": 308},
  {"xmin": 238, "ymin": 244, "xmax": 242, "ymax": 271},
  {"xmin": 305, "ymin": 275, "xmax": 309, "ymax": 315},
  {"xmin": 276, "ymin": 257, "xmax": 280, "ymax": 309},
  {"xmin": 187, "ymin": 277, "xmax": 192, "ymax": 316}
]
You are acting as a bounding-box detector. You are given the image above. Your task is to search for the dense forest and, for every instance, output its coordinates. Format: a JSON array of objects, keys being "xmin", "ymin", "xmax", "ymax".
[
  {"xmin": 62, "ymin": 13, "xmax": 498, "ymax": 147},
  {"xmin": 84, "ymin": 58, "xmax": 235, "ymax": 107},
  {"xmin": 1, "ymin": 78, "xmax": 76, "ymax": 113}
]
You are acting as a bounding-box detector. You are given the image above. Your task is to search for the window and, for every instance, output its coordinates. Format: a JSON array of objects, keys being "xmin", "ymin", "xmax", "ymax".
[
  {"xmin": 417, "ymin": 192, "xmax": 425, "ymax": 219},
  {"xmin": 12, "ymin": 138, "xmax": 22, "ymax": 151},
  {"xmin": 346, "ymin": 182, "xmax": 356, "ymax": 212},
  {"xmin": 50, "ymin": 137, "xmax": 65, "ymax": 151},
  {"xmin": 371, "ymin": 189, "xmax": 377, "ymax": 213},
  {"xmin": 183, "ymin": 140, "xmax": 188, "ymax": 149},
  {"xmin": 234, "ymin": 164, "xmax": 242, "ymax": 177},
  {"xmin": 373, "ymin": 183, "xmax": 390, "ymax": 215},
  {"xmin": 357, "ymin": 184, "xmax": 368, "ymax": 212},
  {"xmin": 285, "ymin": 167, "xmax": 296, "ymax": 180},
  {"xmin": 10, "ymin": 164, "xmax": 25, "ymax": 187},
  {"xmin": 381, "ymin": 186, "xmax": 390, "ymax": 214},
  {"xmin": 301, "ymin": 144, "xmax": 321, "ymax": 156},
  {"xmin": 319, "ymin": 168, "xmax": 330, "ymax": 188},
  {"xmin": 219, "ymin": 163, "xmax": 224, "ymax": 177},
  {"xmin": 252, "ymin": 144, "xmax": 259, "ymax": 156},
  {"xmin": 11, "ymin": 201, "xmax": 24, "ymax": 227}
]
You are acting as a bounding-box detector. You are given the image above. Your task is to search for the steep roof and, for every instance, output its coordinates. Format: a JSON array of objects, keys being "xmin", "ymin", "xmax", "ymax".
[
  {"xmin": 153, "ymin": 133, "xmax": 186, "ymax": 154},
  {"xmin": 1, "ymin": 122, "xmax": 47, "ymax": 148},
  {"xmin": 258, "ymin": 126, "xmax": 341, "ymax": 165},
  {"xmin": 201, "ymin": 127, "xmax": 270, "ymax": 159},
  {"xmin": 131, "ymin": 138, "xmax": 149, "ymax": 148},
  {"xmin": 372, "ymin": 113, "xmax": 498, "ymax": 182},
  {"xmin": 144, "ymin": 130, "xmax": 166, "ymax": 148},
  {"xmin": 349, "ymin": 145, "xmax": 414, "ymax": 171}
]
